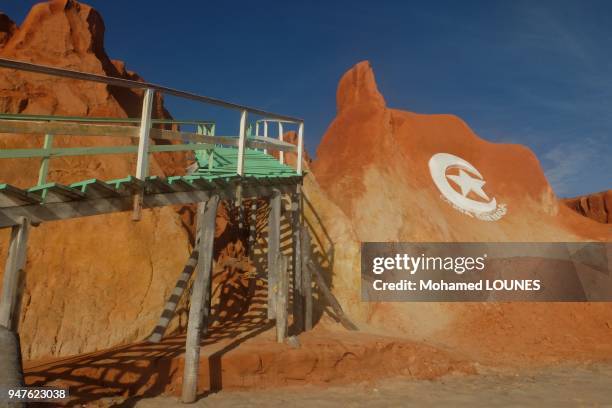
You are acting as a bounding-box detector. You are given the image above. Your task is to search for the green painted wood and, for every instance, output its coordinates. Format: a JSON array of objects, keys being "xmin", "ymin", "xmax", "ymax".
[
  {"xmin": 70, "ymin": 179, "xmax": 120, "ymax": 198},
  {"xmin": 37, "ymin": 133, "xmax": 54, "ymax": 186},
  {"xmin": 0, "ymin": 146, "xmax": 137, "ymax": 159},
  {"xmin": 0, "ymin": 144, "xmax": 217, "ymax": 159},
  {"xmin": 28, "ymin": 182, "xmax": 85, "ymax": 203},
  {"xmin": 107, "ymin": 176, "xmax": 144, "ymax": 193}
]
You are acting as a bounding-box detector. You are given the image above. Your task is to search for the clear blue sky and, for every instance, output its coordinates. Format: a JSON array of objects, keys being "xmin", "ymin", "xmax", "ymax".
[{"xmin": 3, "ymin": 0, "xmax": 611, "ymax": 197}]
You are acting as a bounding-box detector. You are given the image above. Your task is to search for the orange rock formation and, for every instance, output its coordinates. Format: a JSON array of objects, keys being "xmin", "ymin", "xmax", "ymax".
[
  {"xmin": 306, "ymin": 60, "xmax": 612, "ymax": 365},
  {"xmin": 563, "ymin": 190, "xmax": 612, "ymax": 224}
]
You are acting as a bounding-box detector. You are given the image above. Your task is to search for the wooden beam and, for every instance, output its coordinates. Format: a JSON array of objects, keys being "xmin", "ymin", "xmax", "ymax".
[
  {"xmin": 182, "ymin": 195, "xmax": 219, "ymax": 403},
  {"xmin": 307, "ymin": 259, "xmax": 358, "ymax": 331},
  {"xmin": 278, "ymin": 122, "xmax": 284, "ymax": 164},
  {"xmin": 237, "ymin": 110, "xmax": 248, "ymax": 176},
  {"xmin": 148, "ymin": 250, "xmax": 199, "ymax": 343},
  {"xmin": 267, "ymin": 190, "xmax": 281, "ymax": 320},
  {"xmin": 37, "ymin": 134, "xmax": 53, "ymax": 186},
  {"xmin": 0, "ymin": 217, "xmax": 30, "ymax": 330},
  {"xmin": 246, "ymin": 136, "xmax": 297, "ymax": 152},
  {"xmin": 263, "ymin": 121, "xmax": 268, "ymax": 154},
  {"xmin": 0, "ymin": 121, "xmax": 292, "ymax": 154},
  {"xmin": 132, "ymin": 88, "xmax": 154, "ymax": 221},
  {"xmin": 150, "ymin": 128, "xmax": 239, "ymax": 147},
  {"xmin": 0, "ymin": 119, "xmax": 139, "ymax": 138},
  {"xmin": 301, "ymin": 226, "xmax": 313, "ymax": 331},
  {"xmin": 0, "ymin": 183, "xmax": 298, "ymax": 228},
  {"xmin": 292, "ymin": 191, "xmax": 304, "ymax": 333},
  {"xmin": 276, "ymin": 254, "xmax": 288, "ymax": 343}
]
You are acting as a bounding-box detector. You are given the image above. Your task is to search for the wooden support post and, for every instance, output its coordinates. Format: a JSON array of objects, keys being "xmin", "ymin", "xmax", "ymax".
[
  {"xmin": 308, "ymin": 259, "xmax": 358, "ymax": 331},
  {"xmin": 37, "ymin": 133, "xmax": 53, "ymax": 186},
  {"xmin": 237, "ymin": 109, "xmax": 248, "ymax": 176},
  {"xmin": 276, "ymin": 254, "xmax": 288, "ymax": 343},
  {"xmin": 301, "ymin": 226, "xmax": 313, "ymax": 331},
  {"xmin": 182, "ymin": 195, "xmax": 219, "ymax": 403},
  {"xmin": 278, "ymin": 122, "xmax": 284, "ymax": 164},
  {"xmin": 132, "ymin": 88, "xmax": 154, "ymax": 221},
  {"xmin": 248, "ymin": 201, "xmax": 257, "ymax": 255},
  {"xmin": 267, "ymin": 190, "xmax": 281, "ymax": 320},
  {"xmin": 263, "ymin": 121, "xmax": 269, "ymax": 155},
  {"xmin": 148, "ymin": 250, "xmax": 199, "ymax": 343},
  {"xmin": 0, "ymin": 217, "xmax": 30, "ymax": 330},
  {"xmin": 297, "ymin": 122, "xmax": 304, "ymax": 175},
  {"xmin": 291, "ymin": 191, "xmax": 304, "ymax": 333}
]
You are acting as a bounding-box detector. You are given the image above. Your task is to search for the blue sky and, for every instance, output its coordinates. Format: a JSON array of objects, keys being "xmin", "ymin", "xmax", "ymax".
[{"xmin": 3, "ymin": 0, "xmax": 611, "ymax": 197}]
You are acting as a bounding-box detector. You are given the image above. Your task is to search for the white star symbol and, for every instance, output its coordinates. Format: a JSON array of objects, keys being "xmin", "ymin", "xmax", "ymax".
[{"xmin": 446, "ymin": 169, "xmax": 490, "ymax": 201}]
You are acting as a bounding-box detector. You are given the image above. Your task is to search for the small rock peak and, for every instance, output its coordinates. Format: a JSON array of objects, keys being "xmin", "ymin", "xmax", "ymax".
[
  {"xmin": 0, "ymin": 13, "xmax": 17, "ymax": 48},
  {"xmin": 1, "ymin": 0, "xmax": 107, "ymax": 65},
  {"xmin": 336, "ymin": 60, "xmax": 386, "ymax": 114}
]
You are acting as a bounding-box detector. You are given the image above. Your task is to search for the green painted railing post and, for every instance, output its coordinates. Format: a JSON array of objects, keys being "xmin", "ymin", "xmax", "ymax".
[
  {"xmin": 196, "ymin": 124, "xmax": 214, "ymax": 170},
  {"xmin": 37, "ymin": 133, "xmax": 53, "ymax": 185}
]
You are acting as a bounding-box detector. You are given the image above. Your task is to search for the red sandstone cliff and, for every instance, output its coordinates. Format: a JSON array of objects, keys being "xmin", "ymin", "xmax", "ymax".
[
  {"xmin": 304, "ymin": 61, "xmax": 612, "ymax": 365},
  {"xmin": 563, "ymin": 190, "xmax": 612, "ymax": 224}
]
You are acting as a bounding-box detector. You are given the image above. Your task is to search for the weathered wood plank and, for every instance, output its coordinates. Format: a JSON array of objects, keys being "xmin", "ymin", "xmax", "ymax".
[
  {"xmin": 237, "ymin": 110, "xmax": 248, "ymax": 176},
  {"xmin": 0, "ymin": 217, "xmax": 30, "ymax": 330},
  {"xmin": 37, "ymin": 133, "xmax": 53, "ymax": 185},
  {"xmin": 0, "ymin": 184, "xmax": 41, "ymax": 208},
  {"xmin": 307, "ymin": 259, "xmax": 358, "ymax": 331},
  {"xmin": 0, "ymin": 121, "xmax": 292, "ymax": 156},
  {"xmin": 276, "ymin": 254, "xmax": 289, "ymax": 343},
  {"xmin": 247, "ymin": 136, "xmax": 296, "ymax": 152},
  {"xmin": 149, "ymin": 128, "xmax": 239, "ymax": 147},
  {"xmin": 301, "ymin": 226, "xmax": 313, "ymax": 331},
  {"xmin": 148, "ymin": 250, "xmax": 199, "ymax": 343},
  {"xmin": 182, "ymin": 195, "xmax": 219, "ymax": 403},
  {"xmin": 292, "ymin": 192, "xmax": 304, "ymax": 334},
  {"xmin": 0, "ymin": 119, "xmax": 139, "ymax": 138},
  {"xmin": 278, "ymin": 122, "xmax": 284, "ymax": 164},
  {"xmin": 132, "ymin": 88, "xmax": 154, "ymax": 221},
  {"xmin": 267, "ymin": 190, "xmax": 281, "ymax": 320},
  {"xmin": 0, "ymin": 182, "xmax": 298, "ymax": 228}
]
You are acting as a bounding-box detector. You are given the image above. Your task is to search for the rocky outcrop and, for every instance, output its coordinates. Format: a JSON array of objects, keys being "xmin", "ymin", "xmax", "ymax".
[
  {"xmin": 563, "ymin": 190, "xmax": 612, "ymax": 224},
  {"xmin": 305, "ymin": 60, "xmax": 612, "ymax": 364}
]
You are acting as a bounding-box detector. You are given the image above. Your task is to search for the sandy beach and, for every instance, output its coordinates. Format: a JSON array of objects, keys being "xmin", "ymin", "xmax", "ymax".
[{"xmin": 130, "ymin": 363, "xmax": 612, "ymax": 407}]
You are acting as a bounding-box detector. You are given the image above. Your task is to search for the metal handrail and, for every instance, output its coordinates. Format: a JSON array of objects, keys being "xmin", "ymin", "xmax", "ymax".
[
  {"xmin": 0, "ymin": 113, "xmax": 214, "ymax": 126},
  {"xmin": 0, "ymin": 58, "xmax": 302, "ymax": 123}
]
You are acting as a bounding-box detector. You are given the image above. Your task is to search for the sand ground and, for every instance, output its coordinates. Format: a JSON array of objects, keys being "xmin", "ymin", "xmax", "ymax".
[{"xmin": 129, "ymin": 363, "xmax": 612, "ymax": 408}]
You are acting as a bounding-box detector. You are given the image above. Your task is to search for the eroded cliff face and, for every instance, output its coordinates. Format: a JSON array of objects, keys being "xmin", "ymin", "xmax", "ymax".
[
  {"xmin": 563, "ymin": 190, "xmax": 612, "ymax": 224},
  {"xmin": 0, "ymin": 0, "xmax": 196, "ymax": 360},
  {"xmin": 305, "ymin": 61, "xmax": 612, "ymax": 364}
]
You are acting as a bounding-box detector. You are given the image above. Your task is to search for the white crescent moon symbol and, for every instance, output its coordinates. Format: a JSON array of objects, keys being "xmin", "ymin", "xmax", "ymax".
[{"xmin": 428, "ymin": 153, "xmax": 497, "ymax": 215}]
